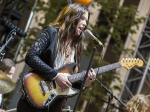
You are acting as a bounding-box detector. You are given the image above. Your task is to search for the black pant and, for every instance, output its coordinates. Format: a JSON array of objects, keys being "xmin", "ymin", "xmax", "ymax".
[{"xmin": 17, "ymin": 96, "xmax": 65, "ymax": 112}]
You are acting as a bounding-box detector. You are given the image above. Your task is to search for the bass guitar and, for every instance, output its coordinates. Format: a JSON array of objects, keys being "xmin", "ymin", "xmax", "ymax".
[{"xmin": 23, "ymin": 58, "xmax": 143, "ymax": 108}]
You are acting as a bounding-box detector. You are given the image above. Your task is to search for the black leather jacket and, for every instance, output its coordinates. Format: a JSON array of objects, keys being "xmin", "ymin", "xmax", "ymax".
[{"xmin": 25, "ymin": 26, "xmax": 58, "ymax": 80}]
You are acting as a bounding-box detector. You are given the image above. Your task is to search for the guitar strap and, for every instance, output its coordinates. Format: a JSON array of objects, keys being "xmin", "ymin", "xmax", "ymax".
[{"xmin": 52, "ymin": 80, "xmax": 56, "ymax": 89}]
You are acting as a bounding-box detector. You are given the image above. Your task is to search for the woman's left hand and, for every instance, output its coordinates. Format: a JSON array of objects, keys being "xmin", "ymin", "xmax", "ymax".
[{"xmin": 84, "ymin": 68, "xmax": 96, "ymax": 87}]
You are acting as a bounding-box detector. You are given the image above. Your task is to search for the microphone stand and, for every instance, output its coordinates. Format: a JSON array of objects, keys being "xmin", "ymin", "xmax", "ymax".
[
  {"xmin": 0, "ymin": 29, "xmax": 16, "ymax": 61},
  {"xmin": 95, "ymin": 78, "xmax": 126, "ymax": 112},
  {"xmin": 73, "ymin": 44, "xmax": 98, "ymax": 112}
]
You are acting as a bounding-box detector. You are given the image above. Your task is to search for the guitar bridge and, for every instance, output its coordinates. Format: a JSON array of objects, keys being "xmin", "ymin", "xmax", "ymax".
[{"xmin": 39, "ymin": 81, "xmax": 52, "ymax": 95}]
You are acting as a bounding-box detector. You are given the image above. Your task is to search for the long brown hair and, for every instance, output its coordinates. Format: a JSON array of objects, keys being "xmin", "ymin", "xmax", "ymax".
[
  {"xmin": 50, "ymin": 3, "xmax": 90, "ymax": 68},
  {"xmin": 0, "ymin": 58, "xmax": 15, "ymax": 74}
]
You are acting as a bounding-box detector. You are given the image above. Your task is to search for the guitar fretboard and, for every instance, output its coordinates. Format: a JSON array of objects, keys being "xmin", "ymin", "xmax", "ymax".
[{"xmin": 68, "ymin": 62, "xmax": 121, "ymax": 83}]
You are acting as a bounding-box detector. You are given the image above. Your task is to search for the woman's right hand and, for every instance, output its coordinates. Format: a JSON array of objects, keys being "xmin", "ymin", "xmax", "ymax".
[{"xmin": 55, "ymin": 73, "xmax": 72, "ymax": 89}]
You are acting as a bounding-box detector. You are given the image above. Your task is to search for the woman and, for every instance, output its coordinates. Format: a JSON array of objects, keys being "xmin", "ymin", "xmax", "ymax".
[{"xmin": 17, "ymin": 3, "xmax": 96, "ymax": 112}]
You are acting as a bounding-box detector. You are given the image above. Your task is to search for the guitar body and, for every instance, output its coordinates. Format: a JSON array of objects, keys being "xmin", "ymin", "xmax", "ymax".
[{"xmin": 23, "ymin": 62, "xmax": 79, "ymax": 109}]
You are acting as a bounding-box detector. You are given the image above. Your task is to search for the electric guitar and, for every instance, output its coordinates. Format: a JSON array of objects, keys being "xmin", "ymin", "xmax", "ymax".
[{"xmin": 23, "ymin": 58, "xmax": 143, "ymax": 109}]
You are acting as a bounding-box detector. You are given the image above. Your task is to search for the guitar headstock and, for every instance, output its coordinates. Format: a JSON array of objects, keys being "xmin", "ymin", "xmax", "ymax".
[{"xmin": 120, "ymin": 58, "xmax": 143, "ymax": 70}]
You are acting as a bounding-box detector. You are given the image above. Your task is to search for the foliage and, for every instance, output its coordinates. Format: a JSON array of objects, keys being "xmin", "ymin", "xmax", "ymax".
[{"xmin": 90, "ymin": 0, "xmax": 145, "ymax": 56}]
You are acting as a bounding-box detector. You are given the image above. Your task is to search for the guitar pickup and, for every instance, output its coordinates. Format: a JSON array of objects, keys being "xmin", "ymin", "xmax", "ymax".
[{"xmin": 39, "ymin": 81, "xmax": 51, "ymax": 95}]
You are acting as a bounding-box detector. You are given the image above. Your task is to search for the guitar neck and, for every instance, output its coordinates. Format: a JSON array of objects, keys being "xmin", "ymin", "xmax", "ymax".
[{"xmin": 68, "ymin": 62, "xmax": 121, "ymax": 83}]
